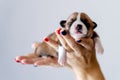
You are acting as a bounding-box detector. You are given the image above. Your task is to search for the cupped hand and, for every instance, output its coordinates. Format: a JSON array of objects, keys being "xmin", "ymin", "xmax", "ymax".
[{"xmin": 15, "ymin": 28, "xmax": 93, "ymax": 68}]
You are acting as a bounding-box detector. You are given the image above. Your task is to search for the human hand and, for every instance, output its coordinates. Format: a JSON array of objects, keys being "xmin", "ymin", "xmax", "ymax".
[
  {"xmin": 44, "ymin": 28, "xmax": 94, "ymax": 67},
  {"xmin": 15, "ymin": 52, "xmax": 60, "ymax": 67},
  {"xmin": 15, "ymin": 27, "xmax": 93, "ymax": 68}
]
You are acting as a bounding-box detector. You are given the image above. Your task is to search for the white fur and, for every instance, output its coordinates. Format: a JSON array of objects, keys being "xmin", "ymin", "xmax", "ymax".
[
  {"xmin": 94, "ymin": 37, "xmax": 104, "ymax": 54},
  {"xmin": 58, "ymin": 45, "xmax": 66, "ymax": 66}
]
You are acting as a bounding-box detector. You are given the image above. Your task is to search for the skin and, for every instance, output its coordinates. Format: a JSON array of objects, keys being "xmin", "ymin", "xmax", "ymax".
[{"xmin": 15, "ymin": 28, "xmax": 105, "ymax": 80}]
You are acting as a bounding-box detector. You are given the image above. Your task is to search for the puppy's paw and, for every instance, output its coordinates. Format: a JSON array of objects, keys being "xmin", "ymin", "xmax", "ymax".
[
  {"xmin": 58, "ymin": 45, "xmax": 66, "ymax": 66},
  {"xmin": 96, "ymin": 46, "xmax": 104, "ymax": 54},
  {"xmin": 94, "ymin": 37, "xmax": 104, "ymax": 54},
  {"xmin": 58, "ymin": 56, "xmax": 66, "ymax": 66}
]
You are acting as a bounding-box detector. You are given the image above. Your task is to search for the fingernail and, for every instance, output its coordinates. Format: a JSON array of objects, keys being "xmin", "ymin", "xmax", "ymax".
[
  {"xmin": 76, "ymin": 40, "xmax": 82, "ymax": 43},
  {"xmin": 44, "ymin": 37, "xmax": 49, "ymax": 42},
  {"xmin": 56, "ymin": 28, "xmax": 61, "ymax": 34},
  {"xmin": 61, "ymin": 30, "xmax": 67, "ymax": 35},
  {"xmin": 15, "ymin": 58, "xmax": 20, "ymax": 63}
]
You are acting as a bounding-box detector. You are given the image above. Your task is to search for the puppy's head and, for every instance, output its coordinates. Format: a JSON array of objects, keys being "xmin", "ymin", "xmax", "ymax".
[{"xmin": 60, "ymin": 12, "xmax": 97, "ymax": 41}]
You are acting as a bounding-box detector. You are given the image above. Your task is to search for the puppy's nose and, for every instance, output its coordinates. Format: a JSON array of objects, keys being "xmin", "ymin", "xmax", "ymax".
[{"xmin": 77, "ymin": 24, "xmax": 82, "ymax": 30}]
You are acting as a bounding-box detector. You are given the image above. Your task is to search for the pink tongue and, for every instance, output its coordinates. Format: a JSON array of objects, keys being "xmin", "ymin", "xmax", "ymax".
[
  {"xmin": 75, "ymin": 31, "xmax": 80, "ymax": 34},
  {"xmin": 75, "ymin": 27, "xmax": 82, "ymax": 33}
]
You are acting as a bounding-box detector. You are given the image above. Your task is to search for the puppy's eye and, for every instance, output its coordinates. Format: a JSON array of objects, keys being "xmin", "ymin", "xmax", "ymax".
[
  {"xmin": 67, "ymin": 22, "xmax": 72, "ymax": 25},
  {"xmin": 71, "ymin": 19, "xmax": 76, "ymax": 22},
  {"xmin": 67, "ymin": 19, "xmax": 76, "ymax": 25}
]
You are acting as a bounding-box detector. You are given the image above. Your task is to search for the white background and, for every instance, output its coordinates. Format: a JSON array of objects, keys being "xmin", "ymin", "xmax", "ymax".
[{"xmin": 0, "ymin": 0, "xmax": 120, "ymax": 80}]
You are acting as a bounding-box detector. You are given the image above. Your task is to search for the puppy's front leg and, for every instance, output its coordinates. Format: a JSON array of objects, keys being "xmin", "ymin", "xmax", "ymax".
[
  {"xmin": 94, "ymin": 37, "xmax": 104, "ymax": 54},
  {"xmin": 58, "ymin": 45, "xmax": 66, "ymax": 66},
  {"xmin": 92, "ymin": 31, "xmax": 104, "ymax": 54}
]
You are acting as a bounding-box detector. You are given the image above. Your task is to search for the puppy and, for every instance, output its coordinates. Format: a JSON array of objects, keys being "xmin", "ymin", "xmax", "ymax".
[{"xmin": 31, "ymin": 12, "xmax": 104, "ymax": 66}]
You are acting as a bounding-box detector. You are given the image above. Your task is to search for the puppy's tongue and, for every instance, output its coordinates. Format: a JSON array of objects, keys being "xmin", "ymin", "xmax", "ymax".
[{"xmin": 75, "ymin": 30, "xmax": 82, "ymax": 34}]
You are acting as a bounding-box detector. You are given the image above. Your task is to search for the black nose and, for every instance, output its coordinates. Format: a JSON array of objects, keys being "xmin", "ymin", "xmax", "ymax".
[{"xmin": 76, "ymin": 24, "xmax": 82, "ymax": 30}]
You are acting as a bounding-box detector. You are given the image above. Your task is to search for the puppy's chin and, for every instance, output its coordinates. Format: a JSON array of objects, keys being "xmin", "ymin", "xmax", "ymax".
[
  {"xmin": 70, "ymin": 27, "xmax": 87, "ymax": 41},
  {"xmin": 71, "ymin": 33, "xmax": 87, "ymax": 41}
]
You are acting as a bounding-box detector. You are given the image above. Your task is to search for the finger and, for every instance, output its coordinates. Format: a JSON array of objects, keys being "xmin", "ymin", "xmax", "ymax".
[
  {"xmin": 20, "ymin": 58, "xmax": 42, "ymax": 64},
  {"xmin": 43, "ymin": 37, "xmax": 58, "ymax": 51},
  {"xmin": 15, "ymin": 56, "xmax": 29, "ymax": 63},
  {"xmin": 20, "ymin": 59, "xmax": 34, "ymax": 64},
  {"xmin": 76, "ymin": 38, "xmax": 94, "ymax": 50},
  {"xmin": 15, "ymin": 53, "xmax": 40, "ymax": 64},
  {"xmin": 34, "ymin": 57, "xmax": 60, "ymax": 67},
  {"xmin": 55, "ymin": 28, "xmax": 71, "ymax": 51},
  {"xmin": 60, "ymin": 29, "xmax": 84, "ymax": 56}
]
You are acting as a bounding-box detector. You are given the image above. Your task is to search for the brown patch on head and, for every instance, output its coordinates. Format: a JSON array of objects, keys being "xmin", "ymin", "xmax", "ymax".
[
  {"xmin": 60, "ymin": 12, "xmax": 78, "ymax": 29},
  {"xmin": 80, "ymin": 12, "xmax": 97, "ymax": 38},
  {"xmin": 65, "ymin": 12, "xmax": 78, "ymax": 30},
  {"xmin": 80, "ymin": 13, "xmax": 94, "ymax": 29}
]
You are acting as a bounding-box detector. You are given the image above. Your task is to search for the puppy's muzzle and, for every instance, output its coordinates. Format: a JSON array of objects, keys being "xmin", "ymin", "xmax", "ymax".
[{"xmin": 76, "ymin": 24, "xmax": 82, "ymax": 33}]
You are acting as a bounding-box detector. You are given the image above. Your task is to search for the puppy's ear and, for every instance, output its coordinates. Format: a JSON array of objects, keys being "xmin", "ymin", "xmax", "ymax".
[
  {"xmin": 60, "ymin": 20, "xmax": 66, "ymax": 27},
  {"xmin": 93, "ymin": 22, "xmax": 97, "ymax": 29}
]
